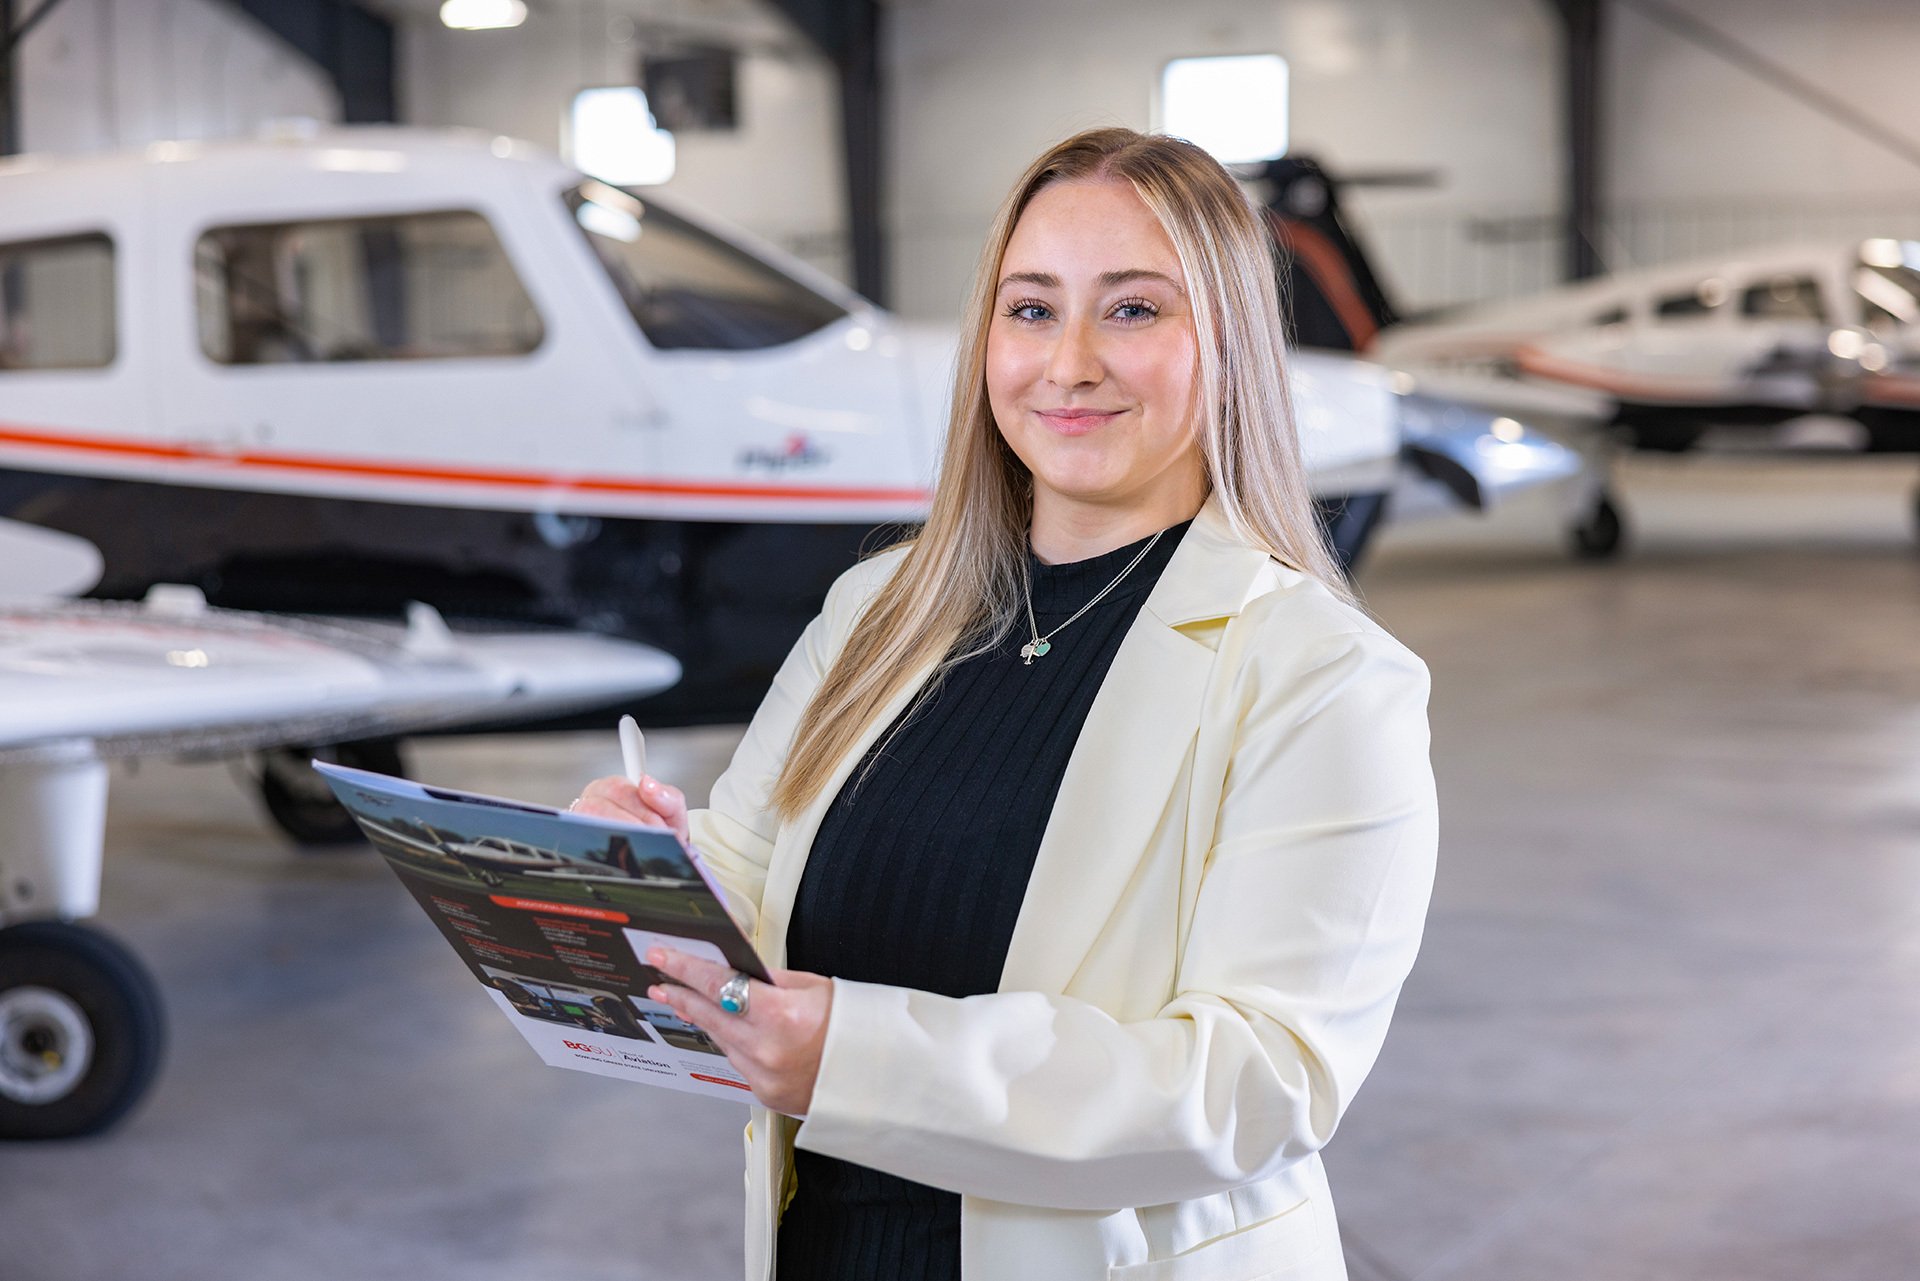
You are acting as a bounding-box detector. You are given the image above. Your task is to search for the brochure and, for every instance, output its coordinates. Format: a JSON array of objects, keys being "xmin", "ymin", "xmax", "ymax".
[{"xmin": 313, "ymin": 760, "xmax": 766, "ymax": 1102}]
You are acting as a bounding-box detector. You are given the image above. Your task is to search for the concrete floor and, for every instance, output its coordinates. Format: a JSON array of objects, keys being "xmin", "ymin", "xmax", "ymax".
[{"xmin": 5, "ymin": 455, "xmax": 1920, "ymax": 1279}]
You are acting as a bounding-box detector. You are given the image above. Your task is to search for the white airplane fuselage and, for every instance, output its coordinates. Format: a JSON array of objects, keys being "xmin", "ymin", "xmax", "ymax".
[
  {"xmin": 0, "ymin": 130, "xmax": 952, "ymax": 724},
  {"xmin": 1375, "ymin": 239, "xmax": 1920, "ymax": 454}
]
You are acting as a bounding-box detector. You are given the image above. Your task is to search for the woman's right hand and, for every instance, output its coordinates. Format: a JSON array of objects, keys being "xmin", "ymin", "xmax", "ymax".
[{"xmin": 572, "ymin": 774, "xmax": 690, "ymax": 843}]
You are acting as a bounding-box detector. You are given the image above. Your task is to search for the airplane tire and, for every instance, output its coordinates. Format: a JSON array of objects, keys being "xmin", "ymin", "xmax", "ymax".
[
  {"xmin": 259, "ymin": 739, "xmax": 407, "ymax": 848},
  {"xmin": 0, "ymin": 921, "xmax": 165, "ymax": 1140},
  {"xmin": 1570, "ymin": 494, "xmax": 1625, "ymax": 561}
]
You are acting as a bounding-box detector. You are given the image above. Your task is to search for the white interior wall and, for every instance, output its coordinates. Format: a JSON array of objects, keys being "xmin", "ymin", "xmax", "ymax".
[
  {"xmin": 883, "ymin": 0, "xmax": 1560, "ymax": 319},
  {"xmin": 1608, "ymin": 0, "xmax": 1920, "ymax": 202},
  {"xmin": 1602, "ymin": 0, "xmax": 1920, "ymax": 273},
  {"xmin": 397, "ymin": 4, "xmax": 851, "ymax": 284},
  {"xmin": 15, "ymin": 0, "xmax": 338, "ymax": 155}
]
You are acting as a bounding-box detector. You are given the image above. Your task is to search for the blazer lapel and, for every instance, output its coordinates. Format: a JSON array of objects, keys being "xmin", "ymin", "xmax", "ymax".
[
  {"xmin": 998, "ymin": 616, "xmax": 1213, "ymax": 995},
  {"xmin": 1000, "ymin": 499, "xmax": 1273, "ymax": 995}
]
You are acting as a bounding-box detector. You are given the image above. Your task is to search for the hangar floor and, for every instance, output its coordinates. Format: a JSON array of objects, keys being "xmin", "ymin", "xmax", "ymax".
[{"xmin": 5, "ymin": 455, "xmax": 1919, "ymax": 1280}]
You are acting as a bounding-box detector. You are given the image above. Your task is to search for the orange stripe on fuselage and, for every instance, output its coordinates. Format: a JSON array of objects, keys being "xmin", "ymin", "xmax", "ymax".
[
  {"xmin": 1860, "ymin": 375, "xmax": 1920, "ymax": 408},
  {"xmin": 0, "ymin": 422, "xmax": 931, "ymax": 505},
  {"xmin": 1512, "ymin": 345, "xmax": 1735, "ymax": 403}
]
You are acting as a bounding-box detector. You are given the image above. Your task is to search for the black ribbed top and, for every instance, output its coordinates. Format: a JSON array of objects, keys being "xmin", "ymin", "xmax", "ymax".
[{"xmin": 777, "ymin": 520, "xmax": 1190, "ymax": 1281}]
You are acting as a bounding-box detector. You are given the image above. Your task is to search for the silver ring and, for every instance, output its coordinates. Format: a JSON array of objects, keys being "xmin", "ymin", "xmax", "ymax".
[{"xmin": 717, "ymin": 971, "xmax": 751, "ymax": 1016}]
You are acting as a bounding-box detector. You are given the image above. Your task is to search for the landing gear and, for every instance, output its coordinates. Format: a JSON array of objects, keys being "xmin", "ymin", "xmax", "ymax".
[
  {"xmin": 258, "ymin": 739, "xmax": 408, "ymax": 847},
  {"xmin": 1570, "ymin": 491, "xmax": 1626, "ymax": 560},
  {"xmin": 0, "ymin": 921, "xmax": 165, "ymax": 1140}
]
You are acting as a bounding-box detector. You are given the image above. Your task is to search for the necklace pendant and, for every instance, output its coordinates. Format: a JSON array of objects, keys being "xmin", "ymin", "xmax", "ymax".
[{"xmin": 1021, "ymin": 638, "xmax": 1051, "ymax": 665}]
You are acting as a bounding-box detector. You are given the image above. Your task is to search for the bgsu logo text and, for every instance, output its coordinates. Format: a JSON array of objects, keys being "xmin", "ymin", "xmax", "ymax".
[{"xmin": 564, "ymin": 1040, "xmax": 613, "ymax": 1056}]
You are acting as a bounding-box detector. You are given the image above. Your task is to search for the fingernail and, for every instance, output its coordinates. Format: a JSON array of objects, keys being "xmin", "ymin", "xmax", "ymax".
[
  {"xmin": 647, "ymin": 949, "xmax": 665, "ymax": 966},
  {"xmin": 647, "ymin": 986, "xmax": 663, "ymax": 1001}
]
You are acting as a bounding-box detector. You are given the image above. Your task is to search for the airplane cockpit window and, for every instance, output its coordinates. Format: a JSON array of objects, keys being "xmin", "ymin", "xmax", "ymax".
[
  {"xmin": 1655, "ymin": 279, "xmax": 1728, "ymax": 321},
  {"xmin": 565, "ymin": 181, "xmax": 847, "ymax": 351},
  {"xmin": 1854, "ymin": 261, "xmax": 1920, "ymax": 332},
  {"xmin": 195, "ymin": 212, "xmax": 545, "ymax": 365},
  {"xmin": 1740, "ymin": 276, "xmax": 1826, "ymax": 322},
  {"xmin": 0, "ymin": 233, "xmax": 115, "ymax": 371}
]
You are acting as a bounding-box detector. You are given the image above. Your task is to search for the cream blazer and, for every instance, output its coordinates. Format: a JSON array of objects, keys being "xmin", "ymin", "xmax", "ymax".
[{"xmin": 688, "ymin": 496, "xmax": 1438, "ymax": 1281}]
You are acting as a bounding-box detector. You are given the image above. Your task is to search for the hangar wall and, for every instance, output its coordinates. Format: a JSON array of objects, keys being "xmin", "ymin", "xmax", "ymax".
[
  {"xmin": 881, "ymin": 0, "xmax": 1560, "ymax": 321},
  {"xmin": 882, "ymin": 0, "xmax": 1920, "ymax": 320},
  {"xmin": 13, "ymin": 0, "xmax": 338, "ymax": 154},
  {"xmin": 398, "ymin": 5, "xmax": 852, "ymax": 285},
  {"xmin": 1602, "ymin": 0, "xmax": 1920, "ymax": 270}
]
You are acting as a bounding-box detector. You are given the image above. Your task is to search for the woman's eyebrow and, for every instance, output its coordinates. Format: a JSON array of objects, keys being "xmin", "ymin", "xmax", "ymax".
[
  {"xmin": 1097, "ymin": 268, "xmax": 1185, "ymax": 294},
  {"xmin": 996, "ymin": 268, "xmax": 1186, "ymax": 293}
]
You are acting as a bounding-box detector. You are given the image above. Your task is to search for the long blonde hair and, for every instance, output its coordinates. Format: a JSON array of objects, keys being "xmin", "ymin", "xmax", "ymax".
[{"xmin": 767, "ymin": 127, "xmax": 1349, "ymax": 816}]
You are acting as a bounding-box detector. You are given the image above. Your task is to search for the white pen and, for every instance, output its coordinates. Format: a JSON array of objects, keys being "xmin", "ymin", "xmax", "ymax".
[{"xmin": 618, "ymin": 714, "xmax": 647, "ymax": 787}]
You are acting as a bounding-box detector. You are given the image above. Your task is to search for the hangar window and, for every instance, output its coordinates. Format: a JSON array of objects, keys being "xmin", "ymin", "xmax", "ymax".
[
  {"xmin": 194, "ymin": 211, "xmax": 544, "ymax": 365},
  {"xmin": 1741, "ymin": 276, "xmax": 1825, "ymax": 322},
  {"xmin": 568, "ymin": 86, "xmax": 676, "ymax": 187},
  {"xmin": 566, "ymin": 181, "xmax": 846, "ymax": 351},
  {"xmin": 0, "ymin": 233, "xmax": 115, "ymax": 371},
  {"xmin": 1158, "ymin": 55, "xmax": 1289, "ymax": 164}
]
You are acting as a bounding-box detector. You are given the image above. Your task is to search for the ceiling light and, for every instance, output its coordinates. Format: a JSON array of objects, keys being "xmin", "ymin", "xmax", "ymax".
[{"xmin": 440, "ymin": 0, "xmax": 527, "ymax": 31}]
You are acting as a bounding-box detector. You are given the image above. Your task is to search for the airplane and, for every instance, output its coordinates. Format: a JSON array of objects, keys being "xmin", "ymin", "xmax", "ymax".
[
  {"xmin": 0, "ymin": 518, "xmax": 682, "ymax": 1140},
  {"xmin": 1248, "ymin": 155, "xmax": 1920, "ymax": 556},
  {"xmin": 445, "ymin": 834, "xmax": 573, "ymax": 880},
  {"xmin": 356, "ymin": 813, "xmax": 465, "ymax": 863},
  {"xmin": 1373, "ymin": 239, "xmax": 1920, "ymax": 457},
  {"xmin": 0, "ymin": 126, "xmax": 1578, "ymax": 846},
  {"xmin": 441, "ymin": 828, "xmax": 703, "ymax": 893}
]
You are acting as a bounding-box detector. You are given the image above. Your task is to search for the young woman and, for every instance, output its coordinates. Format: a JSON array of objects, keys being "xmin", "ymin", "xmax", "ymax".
[{"xmin": 577, "ymin": 127, "xmax": 1437, "ymax": 1281}]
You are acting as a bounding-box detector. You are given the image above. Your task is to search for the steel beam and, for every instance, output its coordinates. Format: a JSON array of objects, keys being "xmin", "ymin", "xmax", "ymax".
[{"xmin": 766, "ymin": 0, "xmax": 886, "ymax": 305}]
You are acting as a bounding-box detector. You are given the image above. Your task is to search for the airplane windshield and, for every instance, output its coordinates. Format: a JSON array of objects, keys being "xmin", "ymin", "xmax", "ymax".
[
  {"xmin": 1855, "ymin": 241, "xmax": 1920, "ymax": 330},
  {"xmin": 566, "ymin": 182, "xmax": 847, "ymax": 351}
]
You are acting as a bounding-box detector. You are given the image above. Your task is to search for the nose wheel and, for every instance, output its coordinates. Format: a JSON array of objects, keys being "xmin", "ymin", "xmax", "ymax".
[
  {"xmin": 0, "ymin": 921, "xmax": 165, "ymax": 1140},
  {"xmin": 1570, "ymin": 491, "xmax": 1625, "ymax": 560},
  {"xmin": 257, "ymin": 738, "xmax": 408, "ymax": 847}
]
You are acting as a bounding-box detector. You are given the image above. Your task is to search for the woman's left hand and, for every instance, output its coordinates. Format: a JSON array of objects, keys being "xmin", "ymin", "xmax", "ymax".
[{"xmin": 646, "ymin": 947, "xmax": 833, "ymax": 1117}]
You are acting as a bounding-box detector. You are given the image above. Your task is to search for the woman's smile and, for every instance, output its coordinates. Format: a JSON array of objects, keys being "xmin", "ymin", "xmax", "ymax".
[{"xmin": 1036, "ymin": 405, "xmax": 1128, "ymax": 434}]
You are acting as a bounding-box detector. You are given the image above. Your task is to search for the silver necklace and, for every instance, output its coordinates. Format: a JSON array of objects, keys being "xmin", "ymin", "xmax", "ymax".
[{"xmin": 1021, "ymin": 529, "xmax": 1164, "ymax": 665}]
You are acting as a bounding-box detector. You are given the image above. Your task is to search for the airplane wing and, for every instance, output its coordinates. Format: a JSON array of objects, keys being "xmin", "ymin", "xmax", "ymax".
[
  {"xmin": 1386, "ymin": 364, "xmax": 1617, "ymax": 433},
  {"xmin": 0, "ymin": 517, "xmax": 104, "ymax": 599},
  {"xmin": 0, "ymin": 590, "xmax": 678, "ymax": 1140},
  {"xmin": 1289, "ymin": 348, "xmax": 1588, "ymax": 518},
  {"xmin": 0, "ymin": 593, "xmax": 681, "ymax": 759}
]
